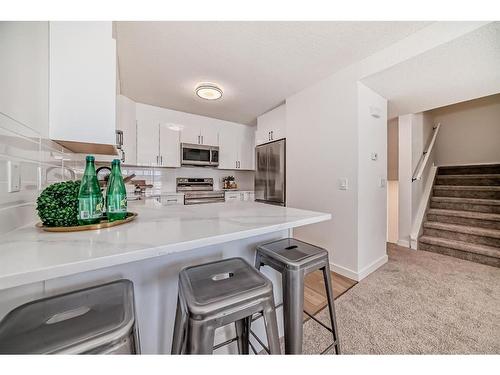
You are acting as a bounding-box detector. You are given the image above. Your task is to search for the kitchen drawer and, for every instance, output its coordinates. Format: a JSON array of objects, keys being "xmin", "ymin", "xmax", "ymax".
[
  {"xmin": 225, "ymin": 192, "xmax": 241, "ymax": 202},
  {"xmin": 161, "ymin": 194, "xmax": 184, "ymax": 205}
]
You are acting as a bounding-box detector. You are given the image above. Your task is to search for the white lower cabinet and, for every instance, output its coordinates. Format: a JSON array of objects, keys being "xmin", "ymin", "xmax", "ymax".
[
  {"xmin": 161, "ymin": 194, "xmax": 184, "ymax": 205},
  {"xmin": 225, "ymin": 191, "xmax": 255, "ymax": 202}
]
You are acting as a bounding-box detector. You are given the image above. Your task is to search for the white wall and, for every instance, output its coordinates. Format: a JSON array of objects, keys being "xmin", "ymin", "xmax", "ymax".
[
  {"xmin": 397, "ymin": 112, "xmax": 435, "ymax": 247},
  {"xmin": 357, "ymin": 83, "xmax": 388, "ymax": 277},
  {"xmin": 431, "ymin": 93, "xmax": 500, "ymax": 166}
]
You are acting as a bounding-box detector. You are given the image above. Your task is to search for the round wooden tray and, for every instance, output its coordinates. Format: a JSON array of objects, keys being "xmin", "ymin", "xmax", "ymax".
[{"xmin": 36, "ymin": 212, "xmax": 138, "ymax": 232}]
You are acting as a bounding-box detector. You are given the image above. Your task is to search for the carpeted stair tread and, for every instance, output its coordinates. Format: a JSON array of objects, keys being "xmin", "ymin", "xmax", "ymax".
[
  {"xmin": 437, "ymin": 164, "xmax": 500, "ymax": 175},
  {"xmin": 427, "ymin": 208, "xmax": 500, "ymax": 221},
  {"xmin": 436, "ymin": 174, "xmax": 500, "ymax": 179},
  {"xmin": 419, "ymin": 236, "xmax": 500, "ymax": 259},
  {"xmin": 423, "ymin": 221, "xmax": 500, "ymax": 239},
  {"xmin": 434, "ymin": 185, "xmax": 500, "ymax": 191},
  {"xmin": 431, "ymin": 197, "xmax": 500, "ymax": 206}
]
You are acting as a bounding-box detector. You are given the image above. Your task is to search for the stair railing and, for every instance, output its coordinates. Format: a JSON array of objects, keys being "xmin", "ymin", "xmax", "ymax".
[{"xmin": 412, "ymin": 123, "xmax": 441, "ymax": 182}]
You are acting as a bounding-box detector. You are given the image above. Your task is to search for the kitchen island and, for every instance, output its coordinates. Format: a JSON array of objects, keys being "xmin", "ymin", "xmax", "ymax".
[{"xmin": 0, "ymin": 201, "xmax": 330, "ymax": 353}]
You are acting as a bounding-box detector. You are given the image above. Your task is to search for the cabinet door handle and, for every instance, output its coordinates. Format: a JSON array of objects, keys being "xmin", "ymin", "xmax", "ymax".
[
  {"xmin": 160, "ymin": 155, "xmax": 163, "ymax": 165},
  {"xmin": 156, "ymin": 155, "xmax": 159, "ymax": 164},
  {"xmin": 202, "ymin": 135, "xmax": 204, "ymax": 144}
]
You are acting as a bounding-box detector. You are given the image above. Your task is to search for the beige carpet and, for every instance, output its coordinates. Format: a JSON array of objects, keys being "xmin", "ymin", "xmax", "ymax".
[{"xmin": 302, "ymin": 244, "xmax": 500, "ymax": 354}]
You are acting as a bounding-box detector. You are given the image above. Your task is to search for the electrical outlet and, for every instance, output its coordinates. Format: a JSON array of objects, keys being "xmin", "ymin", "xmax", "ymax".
[
  {"xmin": 371, "ymin": 152, "xmax": 378, "ymax": 161},
  {"xmin": 7, "ymin": 161, "xmax": 21, "ymax": 193}
]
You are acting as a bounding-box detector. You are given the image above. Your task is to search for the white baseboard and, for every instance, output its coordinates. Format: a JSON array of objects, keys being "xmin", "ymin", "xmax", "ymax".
[
  {"xmin": 357, "ymin": 254, "xmax": 388, "ymax": 281},
  {"xmin": 330, "ymin": 254, "xmax": 388, "ymax": 282},
  {"xmin": 397, "ymin": 239, "xmax": 410, "ymax": 248},
  {"xmin": 329, "ymin": 262, "xmax": 359, "ymax": 281}
]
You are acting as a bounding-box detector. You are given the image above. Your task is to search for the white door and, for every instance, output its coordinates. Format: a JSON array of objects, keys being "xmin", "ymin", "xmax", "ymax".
[
  {"xmin": 137, "ymin": 120, "xmax": 160, "ymax": 166},
  {"xmin": 180, "ymin": 124, "xmax": 201, "ymax": 145},
  {"xmin": 218, "ymin": 125, "xmax": 238, "ymax": 169},
  {"xmin": 238, "ymin": 126, "xmax": 255, "ymax": 170},
  {"xmin": 159, "ymin": 123, "xmax": 181, "ymax": 167}
]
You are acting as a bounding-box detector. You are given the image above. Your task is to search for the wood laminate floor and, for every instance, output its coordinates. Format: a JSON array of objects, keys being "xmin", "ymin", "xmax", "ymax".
[{"xmin": 303, "ymin": 270, "xmax": 357, "ymax": 318}]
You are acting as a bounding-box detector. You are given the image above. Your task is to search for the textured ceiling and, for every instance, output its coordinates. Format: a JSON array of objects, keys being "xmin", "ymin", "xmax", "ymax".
[
  {"xmin": 116, "ymin": 21, "xmax": 431, "ymax": 124},
  {"xmin": 362, "ymin": 22, "xmax": 500, "ymax": 119}
]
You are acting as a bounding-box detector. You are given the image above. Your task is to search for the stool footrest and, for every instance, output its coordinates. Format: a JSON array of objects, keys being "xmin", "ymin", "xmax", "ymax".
[
  {"xmin": 213, "ymin": 336, "xmax": 239, "ymax": 351},
  {"xmin": 303, "ymin": 310, "xmax": 333, "ymax": 333},
  {"xmin": 249, "ymin": 329, "xmax": 271, "ymax": 354}
]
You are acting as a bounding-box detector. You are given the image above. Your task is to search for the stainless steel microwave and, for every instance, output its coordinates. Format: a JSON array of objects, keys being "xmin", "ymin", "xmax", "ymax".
[{"xmin": 181, "ymin": 143, "xmax": 219, "ymax": 167}]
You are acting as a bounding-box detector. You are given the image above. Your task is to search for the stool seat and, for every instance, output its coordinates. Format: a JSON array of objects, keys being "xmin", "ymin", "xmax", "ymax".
[
  {"xmin": 172, "ymin": 257, "xmax": 281, "ymax": 354},
  {"xmin": 181, "ymin": 258, "xmax": 272, "ymax": 318},
  {"xmin": 256, "ymin": 238, "xmax": 327, "ymax": 269},
  {"xmin": 0, "ymin": 280, "xmax": 140, "ymax": 354}
]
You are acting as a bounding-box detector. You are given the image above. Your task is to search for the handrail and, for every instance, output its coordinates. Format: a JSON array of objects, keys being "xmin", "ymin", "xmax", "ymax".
[{"xmin": 412, "ymin": 123, "xmax": 440, "ymax": 182}]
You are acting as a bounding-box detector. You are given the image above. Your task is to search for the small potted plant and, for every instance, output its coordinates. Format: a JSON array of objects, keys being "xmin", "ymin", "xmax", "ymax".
[{"xmin": 222, "ymin": 176, "xmax": 236, "ymax": 190}]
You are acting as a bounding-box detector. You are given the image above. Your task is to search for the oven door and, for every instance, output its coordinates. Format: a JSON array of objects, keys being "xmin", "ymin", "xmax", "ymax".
[{"xmin": 181, "ymin": 143, "xmax": 212, "ymax": 166}]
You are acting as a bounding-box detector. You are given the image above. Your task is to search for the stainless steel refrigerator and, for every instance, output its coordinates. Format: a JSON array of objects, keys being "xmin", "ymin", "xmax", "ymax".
[{"xmin": 255, "ymin": 139, "xmax": 286, "ymax": 206}]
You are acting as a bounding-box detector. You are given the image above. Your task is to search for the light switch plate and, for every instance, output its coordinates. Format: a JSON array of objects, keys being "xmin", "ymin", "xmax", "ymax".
[
  {"xmin": 7, "ymin": 160, "xmax": 21, "ymax": 192},
  {"xmin": 379, "ymin": 178, "xmax": 387, "ymax": 188},
  {"xmin": 338, "ymin": 178, "xmax": 348, "ymax": 190}
]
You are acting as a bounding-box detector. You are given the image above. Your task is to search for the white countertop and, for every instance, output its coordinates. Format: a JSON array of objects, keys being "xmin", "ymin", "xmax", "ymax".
[{"xmin": 0, "ymin": 201, "xmax": 330, "ymax": 290}]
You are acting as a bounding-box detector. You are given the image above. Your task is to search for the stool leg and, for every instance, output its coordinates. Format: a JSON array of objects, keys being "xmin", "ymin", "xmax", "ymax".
[
  {"xmin": 171, "ymin": 296, "xmax": 187, "ymax": 354},
  {"xmin": 187, "ymin": 319, "xmax": 215, "ymax": 354},
  {"xmin": 235, "ymin": 317, "xmax": 250, "ymax": 354},
  {"xmin": 262, "ymin": 299, "xmax": 281, "ymax": 354},
  {"xmin": 282, "ymin": 270, "xmax": 304, "ymax": 354},
  {"xmin": 322, "ymin": 265, "xmax": 341, "ymax": 354}
]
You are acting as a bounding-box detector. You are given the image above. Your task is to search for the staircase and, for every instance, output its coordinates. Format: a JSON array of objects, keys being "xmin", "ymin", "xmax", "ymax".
[{"xmin": 419, "ymin": 164, "xmax": 500, "ymax": 267}]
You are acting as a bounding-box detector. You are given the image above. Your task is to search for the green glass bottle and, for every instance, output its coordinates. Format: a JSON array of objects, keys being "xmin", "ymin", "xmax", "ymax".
[
  {"xmin": 78, "ymin": 155, "xmax": 103, "ymax": 225},
  {"xmin": 106, "ymin": 159, "xmax": 127, "ymax": 222}
]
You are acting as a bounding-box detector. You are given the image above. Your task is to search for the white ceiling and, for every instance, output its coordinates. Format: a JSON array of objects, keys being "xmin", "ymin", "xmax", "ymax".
[
  {"xmin": 362, "ymin": 22, "xmax": 500, "ymax": 119},
  {"xmin": 115, "ymin": 21, "xmax": 431, "ymax": 124}
]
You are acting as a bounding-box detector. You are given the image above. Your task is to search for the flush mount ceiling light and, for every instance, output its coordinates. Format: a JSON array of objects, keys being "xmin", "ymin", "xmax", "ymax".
[{"xmin": 195, "ymin": 83, "xmax": 223, "ymax": 100}]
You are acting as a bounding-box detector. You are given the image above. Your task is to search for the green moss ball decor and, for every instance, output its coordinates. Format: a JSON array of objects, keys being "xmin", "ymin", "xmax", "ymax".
[{"xmin": 36, "ymin": 180, "xmax": 81, "ymax": 227}]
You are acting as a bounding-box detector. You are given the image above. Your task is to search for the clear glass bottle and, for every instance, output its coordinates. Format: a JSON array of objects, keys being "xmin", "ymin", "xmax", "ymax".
[
  {"xmin": 106, "ymin": 159, "xmax": 127, "ymax": 222},
  {"xmin": 78, "ymin": 155, "xmax": 103, "ymax": 225}
]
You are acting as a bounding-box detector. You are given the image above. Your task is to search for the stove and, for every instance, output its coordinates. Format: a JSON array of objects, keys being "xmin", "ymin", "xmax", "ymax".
[{"xmin": 176, "ymin": 178, "xmax": 225, "ymax": 205}]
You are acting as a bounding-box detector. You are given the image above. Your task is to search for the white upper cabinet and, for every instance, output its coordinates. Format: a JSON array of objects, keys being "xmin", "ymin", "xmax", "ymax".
[
  {"xmin": 180, "ymin": 124, "xmax": 219, "ymax": 146},
  {"xmin": 116, "ymin": 95, "xmax": 137, "ymax": 165},
  {"xmin": 49, "ymin": 22, "xmax": 117, "ymax": 153},
  {"xmin": 180, "ymin": 125, "xmax": 202, "ymax": 145},
  {"xmin": 159, "ymin": 123, "xmax": 181, "ymax": 167},
  {"xmin": 256, "ymin": 104, "xmax": 286, "ymax": 145},
  {"xmin": 219, "ymin": 124, "xmax": 255, "ymax": 170},
  {"xmin": 136, "ymin": 119, "xmax": 159, "ymax": 166},
  {"xmin": 238, "ymin": 126, "xmax": 255, "ymax": 170},
  {"xmin": 218, "ymin": 125, "xmax": 239, "ymax": 169}
]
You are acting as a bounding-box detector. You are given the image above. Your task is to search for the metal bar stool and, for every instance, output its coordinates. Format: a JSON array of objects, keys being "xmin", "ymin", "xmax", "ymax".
[
  {"xmin": 0, "ymin": 279, "xmax": 140, "ymax": 354},
  {"xmin": 254, "ymin": 238, "xmax": 341, "ymax": 354},
  {"xmin": 171, "ymin": 257, "xmax": 281, "ymax": 354}
]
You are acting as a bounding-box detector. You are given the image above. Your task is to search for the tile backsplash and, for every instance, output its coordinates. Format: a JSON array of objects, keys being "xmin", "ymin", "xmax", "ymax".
[
  {"xmin": 0, "ymin": 110, "xmax": 255, "ymax": 235},
  {"xmin": 118, "ymin": 165, "xmax": 255, "ymax": 194},
  {"xmin": 0, "ymin": 112, "xmax": 79, "ymax": 235}
]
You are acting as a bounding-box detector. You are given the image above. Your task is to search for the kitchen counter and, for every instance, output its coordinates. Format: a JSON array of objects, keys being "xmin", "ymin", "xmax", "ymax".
[
  {"xmin": 0, "ymin": 200, "xmax": 330, "ymax": 290},
  {"xmin": 0, "ymin": 201, "xmax": 330, "ymax": 353}
]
